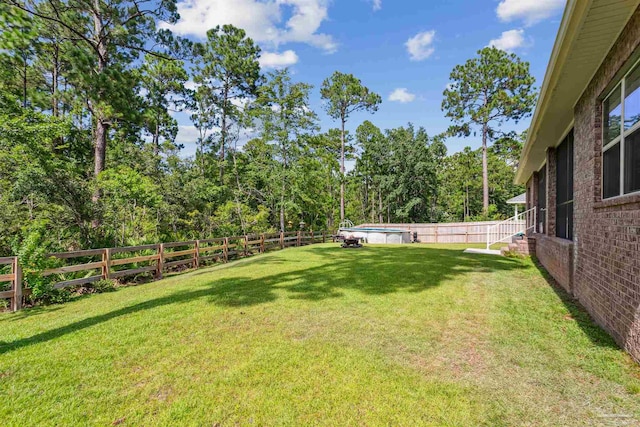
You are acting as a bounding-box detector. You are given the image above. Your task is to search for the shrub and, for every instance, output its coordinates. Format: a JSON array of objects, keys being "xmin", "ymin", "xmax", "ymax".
[
  {"xmin": 82, "ymin": 279, "xmax": 116, "ymax": 294},
  {"xmin": 13, "ymin": 220, "xmax": 70, "ymax": 305}
]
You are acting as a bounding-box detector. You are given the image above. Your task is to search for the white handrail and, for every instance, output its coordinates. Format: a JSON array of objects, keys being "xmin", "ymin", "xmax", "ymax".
[
  {"xmin": 486, "ymin": 207, "xmax": 536, "ymax": 250},
  {"xmin": 338, "ymin": 219, "xmax": 354, "ymax": 229}
]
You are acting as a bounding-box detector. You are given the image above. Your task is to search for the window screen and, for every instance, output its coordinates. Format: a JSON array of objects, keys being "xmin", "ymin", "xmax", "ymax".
[
  {"xmin": 556, "ymin": 130, "xmax": 574, "ymax": 240},
  {"xmin": 537, "ymin": 165, "xmax": 546, "ymax": 234}
]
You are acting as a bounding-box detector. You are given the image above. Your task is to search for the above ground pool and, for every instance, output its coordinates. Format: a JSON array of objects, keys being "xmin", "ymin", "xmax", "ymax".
[{"xmin": 338, "ymin": 227, "xmax": 412, "ymax": 244}]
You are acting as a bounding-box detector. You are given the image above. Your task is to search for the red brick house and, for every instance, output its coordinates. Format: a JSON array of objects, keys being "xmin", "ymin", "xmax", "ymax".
[{"xmin": 516, "ymin": 1, "xmax": 640, "ymax": 361}]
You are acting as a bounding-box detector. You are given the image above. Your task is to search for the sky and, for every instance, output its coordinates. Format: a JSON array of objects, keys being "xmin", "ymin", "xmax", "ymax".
[{"xmin": 160, "ymin": 0, "xmax": 567, "ymax": 157}]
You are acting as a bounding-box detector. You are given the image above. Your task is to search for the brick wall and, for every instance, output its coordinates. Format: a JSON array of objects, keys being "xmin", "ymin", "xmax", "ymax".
[
  {"xmin": 533, "ymin": 234, "xmax": 574, "ymax": 294},
  {"xmin": 571, "ymin": 6, "xmax": 640, "ymax": 361}
]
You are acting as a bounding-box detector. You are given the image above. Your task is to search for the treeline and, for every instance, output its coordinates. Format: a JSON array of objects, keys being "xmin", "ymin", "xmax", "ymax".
[{"xmin": 0, "ymin": 1, "xmax": 526, "ymax": 258}]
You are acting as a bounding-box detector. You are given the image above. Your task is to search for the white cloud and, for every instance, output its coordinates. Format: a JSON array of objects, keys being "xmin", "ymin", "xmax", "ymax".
[
  {"xmin": 388, "ymin": 88, "xmax": 416, "ymax": 103},
  {"xmin": 259, "ymin": 50, "xmax": 299, "ymax": 68},
  {"xmin": 371, "ymin": 0, "xmax": 381, "ymax": 11},
  {"xmin": 160, "ymin": 0, "xmax": 337, "ymax": 53},
  {"xmin": 184, "ymin": 80, "xmax": 199, "ymax": 91},
  {"xmin": 405, "ymin": 30, "xmax": 436, "ymax": 61},
  {"xmin": 231, "ymin": 97, "xmax": 250, "ymax": 109},
  {"xmin": 488, "ymin": 29, "xmax": 526, "ymax": 52},
  {"xmin": 175, "ymin": 125, "xmax": 202, "ymax": 145},
  {"xmin": 496, "ymin": 0, "xmax": 564, "ymax": 26}
]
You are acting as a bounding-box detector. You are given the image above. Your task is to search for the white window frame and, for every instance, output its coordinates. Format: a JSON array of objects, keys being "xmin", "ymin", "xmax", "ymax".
[{"xmin": 602, "ymin": 56, "xmax": 640, "ymax": 199}]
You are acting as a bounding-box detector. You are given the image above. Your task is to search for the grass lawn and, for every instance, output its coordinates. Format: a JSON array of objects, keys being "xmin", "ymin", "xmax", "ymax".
[{"xmin": 1, "ymin": 244, "xmax": 639, "ymax": 426}]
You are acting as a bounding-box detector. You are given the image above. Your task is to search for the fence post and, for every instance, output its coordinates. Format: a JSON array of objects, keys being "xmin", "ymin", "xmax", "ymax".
[
  {"xmin": 12, "ymin": 257, "xmax": 22, "ymax": 312},
  {"xmin": 310, "ymin": 230, "xmax": 314, "ymax": 244},
  {"xmin": 465, "ymin": 224, "xmax": 469, "ymax": 244},
  {"xmin": 297, "ymin": 230, "xmax": 301, "ymax": 246},
  {"xmin": 322, "ymin": 231, "xmax": 326, "ymax": 243},
  {"xmin": 435, "ymin": 225, "xmax": 439, "ymax": 243},
  {"xmin": 223, "ymin": 238, "xmax": 229, "ymax": 263},
  {"xmin": 102, "ymin": 248, "xmax": 112, "ymax": 280},
  {"xmin": 244, "ymin": 235, "xmax": 248, "ymax": 257},
  {"xmin": 157, "ymin": 243, "xmax": 164, "ymax": 279},
  {"xmin": 280, "ymin": 231, "xmax": 284, "ymax": 249},
  {"xmin": 260, "ymin": 234, "xmax": 265, "ymax": 253},
  {"xmin": 194, "ymin": 240, "xmax": 200, "ymax": 269}
]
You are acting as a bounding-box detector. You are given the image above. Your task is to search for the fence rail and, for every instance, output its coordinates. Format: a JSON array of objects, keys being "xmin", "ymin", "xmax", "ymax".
[{"xmin": 1, "ymin": 230, "xmax": 328, "ymax": 312}]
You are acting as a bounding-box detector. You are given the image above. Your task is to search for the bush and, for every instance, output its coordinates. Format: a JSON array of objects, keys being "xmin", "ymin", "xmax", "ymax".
[
  {"xmin": 13, "ymin": 220, "xmax": 70, "ymax": 305},
  {"xmin": 81, "ymin": 279, "xmax": 116, "ymax": 294}
]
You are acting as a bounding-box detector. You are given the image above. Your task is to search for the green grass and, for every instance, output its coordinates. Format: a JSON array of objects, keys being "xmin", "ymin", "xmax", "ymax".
[{"xmin": 1, "ymin": 244, "xmax": 639, "ymax": 426}]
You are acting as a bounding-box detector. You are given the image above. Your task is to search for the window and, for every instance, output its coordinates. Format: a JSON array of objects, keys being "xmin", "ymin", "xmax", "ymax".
[
  {"xmin": 556, "ymin": 130, "xmax": 574, "ymax": 240},
  {"xmin": 603, "ymin": 59, "xmax": 640, "ymax": 198},
  {"xmin": 537, "ymin": 164, "xmax": 546, "ymax": 234}
]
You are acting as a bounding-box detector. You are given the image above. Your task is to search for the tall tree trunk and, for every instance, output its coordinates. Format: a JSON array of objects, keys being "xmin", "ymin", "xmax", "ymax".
[
  {"xmin": 153, "ymin": 121, "xmax": 160, "ymax": 156},
  {"xmin": 51, "ymin": 44, "xmax": 64, "ymax": 148},
  {"xmin": 378, "ymin": 190, "xmax": 383, "ymax": 223},
  {"xmin": 482, "ymin": 123, "xmax": 489, "ymax": 214},
  {"xmin": 327, "ymin": 173, "xmax": 334, "ymax": 230},
  {"xmin": 220, "ymin": 82, "xmax": 229, "ymax": 185},
  {"xmin": 370, "ymin": 187, "xmax": 375, "ymax": 223},
  {"xmin": 464, "ymin": 181, "xmax": 469, "ymax": 221},
  {"xmin": 280, "ymin": 140, "xmax": 287, "ymax": 232},
  {"xmin": 22, "ymin": 51, "xmax": 28, "ymax": 108},
  {"xmin": 340, "ymin": 118, "xmax": 345, "ymax": 222},
  {"xmin": 52, "ymin": 45, "xmax": 59, "ymax": 117},
  {"xmin": 220, "ymin": 110, "xmax": 226, "ymax": 184},
  {"xmin": 91, "ymin": 0, "xmax": 108, "ymax": 228},
  {"xmin": 93, "ymin": 115, "xmax": 108, "ymax": 183},
  {"xmin": 363, "ymin": 176, "xmax": 368, "ymax": 221},
  {"xmin": 231, "ymin": 142, "xmax": 246, "ymax": 235}
]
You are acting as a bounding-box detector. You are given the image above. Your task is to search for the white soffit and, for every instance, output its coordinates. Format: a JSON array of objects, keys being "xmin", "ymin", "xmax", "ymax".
[{"xmin": 516, "ymin": 0, "xmax": 640, "ymax": 184}]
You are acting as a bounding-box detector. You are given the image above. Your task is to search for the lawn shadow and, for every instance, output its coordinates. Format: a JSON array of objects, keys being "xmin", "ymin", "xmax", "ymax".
[
  {"xmin": 0, "ymin": 245, "xmax": 526, "ymax": 354},
  {"xmin": 530, "ymin": 257, "xmax": 619, "ymax": 349},
  {"xmin": 3, "ymin": 305, "xmax": 63, "ymax": 322},
  {"xmin": 229, "ymin": 245, "xmax": 524, "ymax": 302}
]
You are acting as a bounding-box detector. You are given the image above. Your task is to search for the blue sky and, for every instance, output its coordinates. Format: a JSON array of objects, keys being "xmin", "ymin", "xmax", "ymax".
[{"xmin": 162, "ymin": 0, "xmax": 566, "ymax": 157}]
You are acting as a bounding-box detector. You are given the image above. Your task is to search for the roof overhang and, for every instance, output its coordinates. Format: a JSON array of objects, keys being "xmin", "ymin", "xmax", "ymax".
[
  {"xmin": 515, "ymin": 0, "xmax": 640, "ymax": 184},
  {"xmin": 506, "ymin": 193, "xmax": 526, "ymax": 205}
]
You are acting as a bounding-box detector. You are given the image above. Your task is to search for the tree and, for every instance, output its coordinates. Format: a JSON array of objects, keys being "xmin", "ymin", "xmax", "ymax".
[
  {"xmin": 192, "ymin": 25, "xmax": 261, "ymax": 184},
  {"xmin": 438, "ymin": 147, "xmax": 483, "ymax": 221},
  {"xmin": 355, "ymin": 120, "xmax": 386, "ymax": 222},
  {"xmin": 442, "ymin": 47, "xmax": 536, "ymax": 213},
  {"xmin": 0, "ymin": 3, "xmax": 39, "ymax": 108},
  {"xmin": 139, "ymin": 55, "xmax": 188, "ymax": 161},
  {"xmin": 320, "ymin": 71, "xmax": 381, "ymax": 222},
  {"xmin": 5, "ymin": 0, "xmax": 181, "ymax": 223},
  {"xmin": 384, "ymin": 125, "xmax": 435, "ymax": 223},
  {"xmin": 253, "ymin": 69, "xmax": 318, "ymax": 232},
  {"xmin": 492, "ymin": 129, "xmax": 526, "ymax": 170}
]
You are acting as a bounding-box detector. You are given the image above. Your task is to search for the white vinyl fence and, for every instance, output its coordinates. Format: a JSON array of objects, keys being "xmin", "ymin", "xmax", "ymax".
[{"xmin": 357, "ymin": 221, "xmax": 504, "ymax": 244}]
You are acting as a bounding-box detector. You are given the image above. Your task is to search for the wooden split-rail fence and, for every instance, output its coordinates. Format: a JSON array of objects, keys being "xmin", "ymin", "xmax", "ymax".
[{"xmin": 0, "ymin": 231, "xmax": 327, "ymax": 312}]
